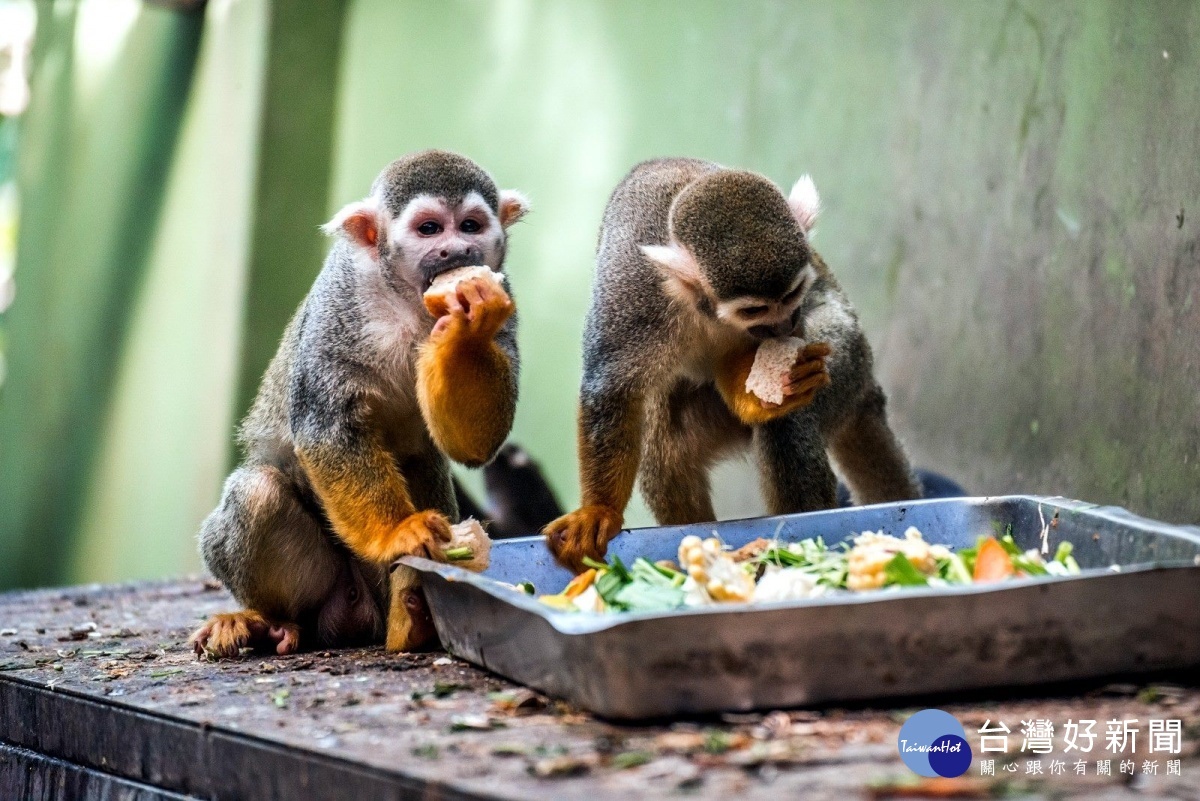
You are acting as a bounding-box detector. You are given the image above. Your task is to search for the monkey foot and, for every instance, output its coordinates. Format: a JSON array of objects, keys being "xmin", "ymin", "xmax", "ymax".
[
  {"xmin": 543, "ymin": 505, "xmax": 624, "ymax": 574},
  {"xmin": 189, "ymin": 610, "xmax": 300, "ymax": 659}
]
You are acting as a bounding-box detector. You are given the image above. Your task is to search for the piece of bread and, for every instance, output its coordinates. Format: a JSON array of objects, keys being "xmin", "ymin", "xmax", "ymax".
[
  {"xmin": 422, "ymin": 265, "xmax": 505, "ymax": 316},
  {"xmin": 445, "ymin": 518, "xmax": 491, "ymax": 572},
  {"xmin": 745, "ymin": 337, "xmax": 804, "ymax": 404}
]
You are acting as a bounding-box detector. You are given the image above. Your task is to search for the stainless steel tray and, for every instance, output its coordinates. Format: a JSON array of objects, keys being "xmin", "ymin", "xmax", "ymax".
[{"xmin": 404, "ymin": 496, "xmax": 1200, "ymax": 719}]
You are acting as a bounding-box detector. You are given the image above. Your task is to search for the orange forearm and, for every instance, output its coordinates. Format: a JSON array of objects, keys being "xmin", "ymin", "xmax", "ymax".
[
  {"xmin": 715, "ymin": 346, "xmax": 779, "ymax": 425},
  {"xmin": 416, "ymin": 333, "xmax": 516, "ymax": 467},
  {"xmin": 297, "ymin": 446, "xmax": 416, "ymax": 563},
  {"xmin": 577, "ymin": 394, "xmax": 642, "ymax": 513}
]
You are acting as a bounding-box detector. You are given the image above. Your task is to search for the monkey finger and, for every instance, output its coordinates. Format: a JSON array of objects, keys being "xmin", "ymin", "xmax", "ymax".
[
  {"xmin": 801, "ymin": 342, "xmax": 833, "ymax": 360},
  {"xmin": 784, "ymin": 370, "xmax": 832, "ymax": 398},
  {"xmin": 788, "ymin": 357, "xmax": 828, "ymax": 382},
  {"xmin": 456, "ymin": 278, "xmax": 486, "ymax": 314},
  {"xmin": 268, "ymin": 624, "xmax": 301, "ymax": 655},
  {"xmin": 442, "ymin": 289, "xmax": 465, "ymax": 316},
  {"xmin": 189, "ymin": 623, "xmax": 213, "ymax": 657}
]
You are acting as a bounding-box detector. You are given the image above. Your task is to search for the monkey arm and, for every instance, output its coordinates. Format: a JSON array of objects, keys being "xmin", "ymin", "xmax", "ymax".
[
  {"xmin": 292, "ymin": 394, "xmax": 451, "ymax": 565},
  {"xmin": 714, "ymin": 343, "xmax": 832, "ymax": 425},
  {"xmin": 543, "ymin": 374, "xmax": 644, "ymax": 572},
  {"xmin": 417, "ymin": 277, "xmax": 518, "ymax": 467}
]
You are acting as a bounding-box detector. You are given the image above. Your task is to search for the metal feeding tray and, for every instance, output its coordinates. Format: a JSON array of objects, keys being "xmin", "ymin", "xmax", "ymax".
[{"xmin": 403, "ymin": 496, "xmax": 1200, "ymax": 719}]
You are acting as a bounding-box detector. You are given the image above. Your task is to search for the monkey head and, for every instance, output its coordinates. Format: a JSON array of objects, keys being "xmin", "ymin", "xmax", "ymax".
[
  {"xmin": 641, "ymin": 170, "xmax": 821, "ymax": 340},
  {"xmin": 323, "ymin": 150, "xmax": 529, "ymax": 295}
]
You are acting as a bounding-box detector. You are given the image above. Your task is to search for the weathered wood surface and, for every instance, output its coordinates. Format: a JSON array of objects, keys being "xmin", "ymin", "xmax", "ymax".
[{"xmin": 1, "ymin": 579, "xmax": 1198, "ymax": 800}]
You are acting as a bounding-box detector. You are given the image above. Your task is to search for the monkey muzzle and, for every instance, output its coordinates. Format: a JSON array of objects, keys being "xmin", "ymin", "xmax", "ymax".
[
  {"xmin": 420, "ymin": 248, "xmax": 486, "ymax": 292},
  {"xmin": 748, "ymin": 306, "xmax": 806, "ymax": 341}
]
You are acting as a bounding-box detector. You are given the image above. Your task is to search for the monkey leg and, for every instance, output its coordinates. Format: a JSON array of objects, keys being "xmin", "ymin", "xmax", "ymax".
[
  {"xmin": 383, "ymin": 453, "xmax": 456, "ymax": 653},
  {"xmin": 194, "ymin": 465, "xmax": 383, "ymax": 658},
  {"xmin": 827, "ymin": 384, "xmax": 921, "ymax": 505},
  {"xmin": 754, "ymin": 413, "xmax": 838, "ymax": 514},
  {"xmin": 639, "ymin": 386, "xmax": 747, "ymax": 525}
]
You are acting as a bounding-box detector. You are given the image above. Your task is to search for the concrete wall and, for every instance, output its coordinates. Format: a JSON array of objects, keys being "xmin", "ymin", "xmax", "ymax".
[{"xmin": 334, "ymin": 0, "xmax": 1200, "ymax": 525}]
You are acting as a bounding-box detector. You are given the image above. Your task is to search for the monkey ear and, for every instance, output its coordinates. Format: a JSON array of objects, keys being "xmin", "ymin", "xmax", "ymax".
[
  {"xmin": 321, "ymin": 198, "xmax": 384, "ymax": 251},
  {"xmin": 498, "ymin": 189, "xmax": 530, "ymax": 228},
  {"xmin": 787, "ymin": 174, "xmax": 820, "ymax": 234},
  {"xmin": 640, "ymin": 242, "xmax": 709, "ymax": 303}
]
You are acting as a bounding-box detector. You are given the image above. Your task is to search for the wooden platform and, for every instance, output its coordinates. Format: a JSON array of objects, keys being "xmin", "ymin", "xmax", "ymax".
[{"xmin": 1, "ymin": 579, "xmax": 1198, "ymax": 800}]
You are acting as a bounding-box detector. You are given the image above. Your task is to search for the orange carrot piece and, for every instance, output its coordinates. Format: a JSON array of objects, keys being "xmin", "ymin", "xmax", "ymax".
[
  {"xmin": 563, "ymin": 569, "xmax": 597, "ymax": 598},
  {"xmin": 973, "ymin": 537, "xmax": 1014, "ymax": 582}
]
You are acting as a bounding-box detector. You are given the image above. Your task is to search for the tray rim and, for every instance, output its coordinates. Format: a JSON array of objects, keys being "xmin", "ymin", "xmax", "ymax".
[{"xmin": 404, "ymin": 494, "xmax": 1200, "ymax": 636}]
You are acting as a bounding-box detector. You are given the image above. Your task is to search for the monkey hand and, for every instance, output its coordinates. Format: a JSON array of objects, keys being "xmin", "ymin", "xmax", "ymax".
[
  {"xmin": 771, "ymin": 341, "xmax": 833, "ymax": 412},
  {"xmin": 430, "ymin": 276, "xmax": 514, "ymax": 342},
  {"xmin": 718, "ymin": 341, "xmax": 832, "ymax": 425},
  {"xmin": 543, "ymin": 505, "xmax": 624, "ymax": 573},
  {"xmin": 369, "ymin": 509, "xmax": 454, "ymax": 564}
]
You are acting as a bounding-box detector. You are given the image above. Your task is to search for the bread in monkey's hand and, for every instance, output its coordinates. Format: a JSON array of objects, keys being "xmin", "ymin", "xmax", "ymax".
[
  {"xmin": 385, "ymin": 518, "xmax": 492, "ymax": 651},
  {"xmin": 745, "ymin": 337, "xmax": 805, "ymax": 405},
  {"xmin": 423, "ymin": 266, "xmax": 506, "ymax": 317}
]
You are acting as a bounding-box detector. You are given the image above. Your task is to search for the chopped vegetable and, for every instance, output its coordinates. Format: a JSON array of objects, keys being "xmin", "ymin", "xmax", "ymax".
[
  {"xmin": 678, "ymin": 535, "xmax": 756, "ymax": 602},
  {"xmin": 846, "ymin": 528, "xmax": 944, "ymax": 590},
  {"xmin": 972, "ymin": 538, "xmax": 1015, "ymax": 582},
  {"xmin": 528, "ymin": 525, "xmax": 1085, "ymax": 613},
  {"xmin": 563, "ymin": 569, "xmax": 597, "ymax": 599}
]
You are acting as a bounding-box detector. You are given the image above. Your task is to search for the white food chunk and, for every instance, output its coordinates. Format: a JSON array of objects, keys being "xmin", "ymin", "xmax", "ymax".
[
  {"xmin": 745, "ymin": 337, "xmax": 804, "ymax": 404},
  {"xmin": 446, "ymin": 518, "xmax": 491, "ymax": 572},
  {"xmin": 423, "ymin": 265, "xmax": 505, "ymax": 307},
  {"xmin": 752, "ymin": 566, "xmax": 824, "ymax": 602}
]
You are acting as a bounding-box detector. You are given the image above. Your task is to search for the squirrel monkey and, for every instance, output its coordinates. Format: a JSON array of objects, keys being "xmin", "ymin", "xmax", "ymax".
[
  {"xmin": 191, "ymin": 151, "xmax": 528, "ymax": 657},
  {"xmin": 545, "ymin": 158, "xmax": 920, "ymax": 572}
]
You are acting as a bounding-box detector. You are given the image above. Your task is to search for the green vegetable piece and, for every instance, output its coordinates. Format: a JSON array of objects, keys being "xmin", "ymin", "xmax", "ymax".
[
  {"xmin": 613, "ymin": 750, "xmax": 654, "ymax": 769},
  {"xmin": 444, "ymin": 546, "xmax": 474, "ymax": 562},
  {"xmin": 883, "ymin": 553, "xmax": 929, "ymax": 586},
  {"xmin": 611, "ymin": 581, "xmax": 686, "ymax": 612},
  {"xmin": 516, "ymin": 581, "xmax": 536, "ymax": 595},
  {"xmin": 938, "ymin": 553, "xmax": 973, "ymax": 584}
]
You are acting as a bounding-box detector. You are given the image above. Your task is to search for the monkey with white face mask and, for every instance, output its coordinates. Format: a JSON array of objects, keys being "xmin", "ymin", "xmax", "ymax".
[
  {"xmin": 192, "ymin": 150, "xmax": 529, "ymax": 657},
  {"xmin": 545, "ymin": 158, "xmax": 920, "ymax": 572}
]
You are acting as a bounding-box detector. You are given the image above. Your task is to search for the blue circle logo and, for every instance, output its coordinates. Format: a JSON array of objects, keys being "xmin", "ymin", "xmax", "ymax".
[{"xmin": 897, "ymin": 709, "xmax": 973, "ymax": 777}]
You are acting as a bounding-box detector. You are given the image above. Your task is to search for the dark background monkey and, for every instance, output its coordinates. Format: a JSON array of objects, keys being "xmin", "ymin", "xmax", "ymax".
[
  {"xmin": 190, "ymin": 150, "xmax": 528, "ymax": 657},
  {"xmin": 545, "ymin": 158, "xmax": 921, "ymax": 571}
]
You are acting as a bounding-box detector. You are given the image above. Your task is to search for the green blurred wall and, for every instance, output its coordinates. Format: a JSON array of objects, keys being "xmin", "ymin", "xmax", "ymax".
[
  {"xmin": 2, "ymin": 0, "xmax": 1197, "ymax": 589},
  {"xmin": 332, "ymin": 0, "xmax": 1200, "ymax": 526}
]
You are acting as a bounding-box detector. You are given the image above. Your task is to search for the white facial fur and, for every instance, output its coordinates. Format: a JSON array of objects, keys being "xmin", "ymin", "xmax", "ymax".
[
  {"xmin": 386, "ymin": 191, "xmax": 506, "ymax": 290},
  {"xmin": 715, "ymin": 262, "xmax": 817, "ymax": 336}
]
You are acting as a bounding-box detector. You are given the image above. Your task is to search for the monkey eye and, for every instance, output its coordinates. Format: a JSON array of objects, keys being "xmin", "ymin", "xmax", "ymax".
[
  {"xmin": 416, "ymin": 220, "xmax": 442, "ymax": 236},
  {"xmin": 738, "ymin": 305, "xmax": 770, "ymax": 319},
  {"xmin": 459, "ymin": 219, "xmax": 482, "ymax": 233}
]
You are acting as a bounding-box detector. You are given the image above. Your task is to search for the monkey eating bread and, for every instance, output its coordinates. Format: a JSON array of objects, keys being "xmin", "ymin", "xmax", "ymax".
[
  {"xmin": 545, "ymin": 159, "xmax": 921, "ymax": 572},
  {"xmin": 745, "ymin": 336, "xmax": 806, "ymax": 406},
  {"xmin": 191, "ymin": 150, "xmax": 528, "ymax": 658}
]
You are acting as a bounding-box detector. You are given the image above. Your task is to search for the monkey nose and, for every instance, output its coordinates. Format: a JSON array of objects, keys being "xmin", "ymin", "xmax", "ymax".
[{"xmin": 749, "ymin": 321, "xmax": 794, "ymax": 340}]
